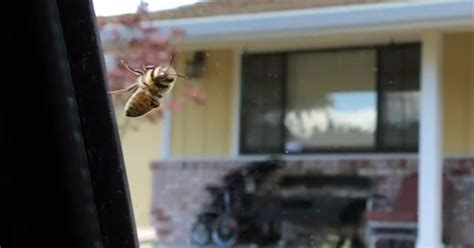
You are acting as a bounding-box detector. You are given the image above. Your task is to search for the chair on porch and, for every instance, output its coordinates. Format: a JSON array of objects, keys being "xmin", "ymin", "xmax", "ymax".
[{"xmin": 364, "ymin": 174, "xmax": 452, "ymax": 248}]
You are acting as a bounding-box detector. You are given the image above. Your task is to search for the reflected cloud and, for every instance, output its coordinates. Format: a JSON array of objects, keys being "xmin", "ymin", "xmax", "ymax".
[
  {"xmin": 284, "ymin": 107, "xmax": 376, "ymax": 139},
  {"xmin": 383, "ymin": 91, "xmax": 419, "ymax": 126}
]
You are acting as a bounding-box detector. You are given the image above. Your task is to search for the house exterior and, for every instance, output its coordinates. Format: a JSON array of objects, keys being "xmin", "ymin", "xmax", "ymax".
[{"xmin": 98, "ymin": 0, "xmax": 474, "ymax": 247}]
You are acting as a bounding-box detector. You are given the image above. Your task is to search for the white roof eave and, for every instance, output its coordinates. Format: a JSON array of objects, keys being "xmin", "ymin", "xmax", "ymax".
[{"xmin": 99, "ymin": 1, "xmax": 474, "ymax": 46}]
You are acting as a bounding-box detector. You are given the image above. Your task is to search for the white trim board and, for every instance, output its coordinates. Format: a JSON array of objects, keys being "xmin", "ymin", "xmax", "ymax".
[
  {"xmin": 160, "ymin": 96, "xmax": 173, "ymax": 159},
  {"xmin": 100, "ymin": 1, "xmax": 474, "ymax": 46},
  {"xmin": 230, "ymin": 47, "xmax": 242, "ymax": 158}
]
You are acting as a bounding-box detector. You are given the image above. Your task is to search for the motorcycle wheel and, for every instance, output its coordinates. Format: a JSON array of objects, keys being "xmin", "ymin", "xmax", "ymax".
[
  {"xmin": 211, "ymin": 214, "xmax": 239, "ymax": 247},
  {"xmin": 190, "ymin": 221, "xmax": 211, "ymax": 247}
]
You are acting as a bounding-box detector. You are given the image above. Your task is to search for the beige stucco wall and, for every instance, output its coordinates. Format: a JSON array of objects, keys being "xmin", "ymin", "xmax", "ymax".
[{"xmin": 442, "ymin": 31, "xmax": 474, "ymax": 154}]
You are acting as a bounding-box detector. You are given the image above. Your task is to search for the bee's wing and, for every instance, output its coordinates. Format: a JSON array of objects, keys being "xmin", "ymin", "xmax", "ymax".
[{"xmin": 125, "ymin": 90, "xmax": 161, "ymax": 117}]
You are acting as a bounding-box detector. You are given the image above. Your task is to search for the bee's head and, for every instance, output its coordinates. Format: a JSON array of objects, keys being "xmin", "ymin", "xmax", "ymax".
[{"xmin": 152, "ymin": 65, "xmax": 177, "ymax": 83}]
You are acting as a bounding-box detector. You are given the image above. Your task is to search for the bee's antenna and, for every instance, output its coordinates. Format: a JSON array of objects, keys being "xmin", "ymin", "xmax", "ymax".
[
  {"xmin": 175, "ymin": 74, "xmax": 187, "ymax": 79},
  {"xmin": 167, "ymin": 73, "xmax": 187, "ymax": 79},
  {"xmin": 166, "ymin": 53, "xmax": 176, "ymax": 74},
  {"xmin": 169, "ymin": 53, "xmax": 176, "ymax": 67}
]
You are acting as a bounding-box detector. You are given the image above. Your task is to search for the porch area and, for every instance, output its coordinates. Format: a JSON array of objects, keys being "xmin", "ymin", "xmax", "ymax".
[
  {"xmin": 150, "ymin": 157, "xmax": 474, "ymax": 247},
  {"xmin": 143, "ymin": 2, "xmax": 474, "ymax": 247},
  {"xmin": 151, "ymin": 30, "xmax": 474, "ymax": 247}
]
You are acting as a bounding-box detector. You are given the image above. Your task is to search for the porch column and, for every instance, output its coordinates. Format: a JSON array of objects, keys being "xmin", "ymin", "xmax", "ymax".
[{"xmin": 417, "ymin": 32, "xmax": 443, "ymax": 248}]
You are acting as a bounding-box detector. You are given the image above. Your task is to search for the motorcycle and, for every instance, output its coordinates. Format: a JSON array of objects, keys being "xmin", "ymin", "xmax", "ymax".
[{"xmin": 190, "ymin": 159, "xmax": 284, "ymax": 247}]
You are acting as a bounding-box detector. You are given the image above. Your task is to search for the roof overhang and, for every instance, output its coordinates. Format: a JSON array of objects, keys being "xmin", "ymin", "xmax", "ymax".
[{"xmin": 99, "ymin": 1, "xmax": 474, "ymax": 50}]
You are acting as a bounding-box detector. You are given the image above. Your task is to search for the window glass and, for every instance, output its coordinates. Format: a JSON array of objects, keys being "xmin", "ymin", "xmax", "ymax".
[
  {"xmin": 239, "ymin": 45, "xmax": 420, "ymax": 154},
  {"xmin": 378, "ymin": 45, "xmax": 420, "ymax": 151},
  {"xmin": 285, "ymin": 49, "xmax": 376, "ymax": 152},
  {"xmin": 240, "ymin": 54, "xmax": 286, "ymax": 154}
]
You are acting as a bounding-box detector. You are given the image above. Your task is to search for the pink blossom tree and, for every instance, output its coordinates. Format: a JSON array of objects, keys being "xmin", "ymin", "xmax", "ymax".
[{"xmin": 97, "ymin": 2, "xmax": 207, "ymax": 136}]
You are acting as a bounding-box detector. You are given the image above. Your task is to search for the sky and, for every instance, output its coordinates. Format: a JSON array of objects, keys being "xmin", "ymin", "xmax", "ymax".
[{"xmin": 92, "ymin": 0, "xmax": 201, "ymax": 16}]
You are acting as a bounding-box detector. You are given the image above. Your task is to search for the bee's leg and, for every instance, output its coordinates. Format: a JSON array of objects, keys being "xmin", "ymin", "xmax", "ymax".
[
  {"xmin": 151, "ymin": 98, "xmax": 160, "ymax": 108},
  {"xmin": 120, "ymin": 60, "xmax": 144, "ymax": 75},
  {"xmin": 142, "ymin": 65, "xmax": 155, "ymax": 71},
  {"xmin": 108, "ymin": 83, "xmax": 138, "ymax": 95}
]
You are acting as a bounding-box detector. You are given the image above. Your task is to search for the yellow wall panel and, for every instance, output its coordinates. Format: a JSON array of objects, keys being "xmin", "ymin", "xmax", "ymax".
[
  {"xmin": 442, "ymin": 32, "xmax": 474, "ymax": 154},
  {"xmin": 170, "ymin": 50, "xmax": 234, "ymax": 156},
  {"xmin": 113, "ymin": 110, "xmax": 163, "ymax": 228}
]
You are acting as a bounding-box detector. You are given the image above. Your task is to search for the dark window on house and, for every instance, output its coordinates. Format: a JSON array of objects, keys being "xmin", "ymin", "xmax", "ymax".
[
  {"xmin": 240, "ymin": 54, "xmax": 286, "ymax": 154},
  {"xmin": 378, "ymin": 45, "xmax": 420, "ymax": 151},
  {"xmin": 239, "ymin": 43, "xmax": 420, "ymax": 154}
]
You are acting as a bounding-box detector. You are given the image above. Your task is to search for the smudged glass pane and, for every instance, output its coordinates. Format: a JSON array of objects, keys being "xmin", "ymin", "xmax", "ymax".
[{"xmin": 284, "ymin": 49, "xmax": 376, "ymax": 152}]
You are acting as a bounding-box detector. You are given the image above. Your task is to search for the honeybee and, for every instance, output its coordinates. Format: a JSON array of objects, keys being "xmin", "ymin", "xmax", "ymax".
[{"xmin": 109, "ymin": 56, "xmax": 186, "ymax": 117}]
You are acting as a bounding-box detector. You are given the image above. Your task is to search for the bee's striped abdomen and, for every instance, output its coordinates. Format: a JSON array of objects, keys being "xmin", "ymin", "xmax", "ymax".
[{"xmin": 125, "ymin": 89, "xmax": 162, "ymax": 117}]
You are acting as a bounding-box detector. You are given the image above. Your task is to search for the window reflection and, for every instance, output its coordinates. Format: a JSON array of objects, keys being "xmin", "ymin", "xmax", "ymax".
[
  {"xmin": 284, "ymin": 93, "xmax": 376, "ymax": 150},
  {"xmin": 285, "ymin": 50, "xmax": 376, "ymax": 151},
  {"xmin": 239, "ymin": 44, "xmax": 420, "ymax": 154}
]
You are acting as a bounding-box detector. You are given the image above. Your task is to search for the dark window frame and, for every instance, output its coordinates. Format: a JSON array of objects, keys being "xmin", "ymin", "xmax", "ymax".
[
  {"xmin": 3, "ymin": 1, "xmax": 139, "ymax": 247},
  {"xmin": 239, "ymin": 42, "xmax": 421, "ymax": 155}
]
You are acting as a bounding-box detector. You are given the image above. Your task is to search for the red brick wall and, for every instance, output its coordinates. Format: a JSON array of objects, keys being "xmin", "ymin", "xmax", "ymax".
[
  {"xmin": 150, "ymin": 158, "xmax": 474, "ymax": 246},
  {"xmin": 150, "ymin": 162, "xmax": 232, "ymax": 244}
]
